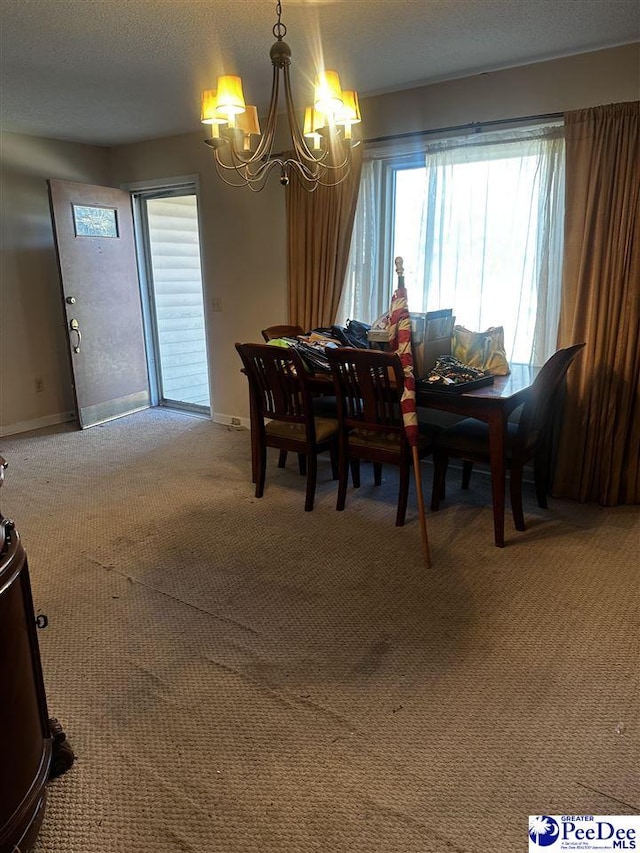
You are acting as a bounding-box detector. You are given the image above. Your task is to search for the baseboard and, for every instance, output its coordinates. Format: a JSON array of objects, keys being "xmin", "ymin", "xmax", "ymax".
[
  {"xmin": 1, "ymin": 410, "xmax": 250, "ymax": 437},
  {"xmin": 212, "ymin": 412, "xmax": 250, "ymax": 430},
  {"xmin": 0, "ymin": 411, "xmax": 76, "ymax": 438}
]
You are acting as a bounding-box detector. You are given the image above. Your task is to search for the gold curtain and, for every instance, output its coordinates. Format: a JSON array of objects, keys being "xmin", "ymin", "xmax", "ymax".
[
  {"xmin": 286, "ymin": 146, "xmax": 362, "ymax": 331},
  {"xmin": 554, "ymin": 101, "xmax": 640, "ymax": 505}
]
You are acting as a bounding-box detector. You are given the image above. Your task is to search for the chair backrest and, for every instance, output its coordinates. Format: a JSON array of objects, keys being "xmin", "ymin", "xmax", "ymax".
[
  {"xmin": 517, "ymin": 343, "xmax": 586, "ymax": 450},
  {"xmin": 235, "ymin": 342, "xmax": 315, "ymax": 430},
  {"xmin": 261, "ymin": 324, "xmax": 304, "ymax": 342},
  {"xmin": 327, "ymin": 347, "xmax": 407, "ymax": 439}
]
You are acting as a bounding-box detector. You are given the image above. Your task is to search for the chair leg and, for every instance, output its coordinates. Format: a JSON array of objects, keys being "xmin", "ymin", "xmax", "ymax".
[
  {"xmin": 277, "ymin": 450, "xmax": 287, "ymax": 469},
  {"xmin": 373, "ymin": 462, "xmax": 382, "ymax": 486},
  {"xmin": 255, "ymin": 442, "xmax": 267, "ymax": 499},
  {"xmin": 305, "ymin": 454, "xmax": 317, "ymax": 512},
  {"xmin": 510, "ymin": 464, "xmax": 526, "ymax": 531},
  {"xmin": 396, "ymin": 462, "xmax": 410, "ymax": 526},
  {"xmin": 298, "ymin": 453, "xmax": 307, "ymax": 476},
  {"xmin": 462, "ymin": 460, "xmax": 473, "ymax": 489},
  {"xmin": 350, "ymin": 459, "xmax": 361, "ymax": 489},
  {"xmin": 336, "ymin": 443, "xmax": 349, "ymax": 511},
  {"xmin": 431, "ymin": 452, "xmax": 448, "ymax": 511}
]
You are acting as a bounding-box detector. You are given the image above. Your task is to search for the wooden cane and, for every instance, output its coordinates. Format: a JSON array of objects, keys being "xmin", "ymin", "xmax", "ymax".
[{"xmin": 412, "ymin": 445, "xmax": 431, "ymax": 567}]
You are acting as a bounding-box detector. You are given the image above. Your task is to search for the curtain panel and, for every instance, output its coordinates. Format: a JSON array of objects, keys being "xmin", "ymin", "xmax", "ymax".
[
  {"xmin": 336, "ymin": 159, "xmax": 386, "ymax": 325},
  {"xmin": 554, "ymin": 101, "xmax": 640, "ymax": 505},
  {"xmin": 286, "ymin": 147, "xmax": 363, "ymax": 331}
]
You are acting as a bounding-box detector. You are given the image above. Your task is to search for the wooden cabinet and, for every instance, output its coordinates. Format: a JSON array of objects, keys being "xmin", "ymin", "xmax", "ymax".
[{"xmin": 0, "ymin": 518, "xmax": 53, "ymax": 853}]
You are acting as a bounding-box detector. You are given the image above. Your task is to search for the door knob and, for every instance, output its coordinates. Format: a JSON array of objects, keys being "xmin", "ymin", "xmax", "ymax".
[
  {"xmin": 69, "ymin": 318, "xmax": 82, "ymax": 353},
  {"xmin": 66, "ymin": 296, "xmax": 76, "ymax": 304}
]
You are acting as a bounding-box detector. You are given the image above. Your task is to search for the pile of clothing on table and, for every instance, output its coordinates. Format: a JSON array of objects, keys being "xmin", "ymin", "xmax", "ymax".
[{"xmin": 269, "ymin": 320, "xmax": 371, "ymax": 373}]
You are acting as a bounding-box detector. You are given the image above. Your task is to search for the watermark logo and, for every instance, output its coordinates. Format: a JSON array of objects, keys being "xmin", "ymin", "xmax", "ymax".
[
  {"xmin": 529, "ymin": 815, "xmax": 639, "ymax": 851},
  {"xmin": 529, "ymin": 816, "xmax": 560, "ymax": 847}
]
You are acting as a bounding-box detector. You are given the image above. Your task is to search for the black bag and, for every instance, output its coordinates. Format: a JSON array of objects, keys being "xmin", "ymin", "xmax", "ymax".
[
  {"xmin": 307, "ymin": 321, "xmax": 371, "ymax": 349},
  {"xmin": 342, "ymin": 319, "xmax": 371, "ymax": 348}
]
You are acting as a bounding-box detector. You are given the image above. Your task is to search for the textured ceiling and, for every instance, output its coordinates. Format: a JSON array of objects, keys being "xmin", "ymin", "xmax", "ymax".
[{"xmin": 1, "ymin": 0, "xmax": 638, "ymax": 146}]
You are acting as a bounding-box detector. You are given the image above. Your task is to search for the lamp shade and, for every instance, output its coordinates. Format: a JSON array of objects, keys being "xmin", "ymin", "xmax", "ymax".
[
  {"xmin": 336, "ymin": 90, "xmax": 361, "ymax": 125},
  {"xmin": 201, "ymin": 89, "xmax": 224, "ymax": 124},
  {"xmin": 215, "ymin": 75, "xmax": 246, "ymax": 117},
  {"xmin": 314, "ymin": 71, "xmax": 343, "ymax": 116},
  {"xmin": 236, "ymin": 104, "xmax": 261, "ymax": 135},
  {"xmin": 303, "ymin": 107, "xmax": 327, "ymax": 136}
]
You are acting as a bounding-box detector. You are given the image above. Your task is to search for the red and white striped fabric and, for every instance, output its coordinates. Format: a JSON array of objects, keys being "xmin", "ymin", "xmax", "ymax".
[{"xmin": 387, "ymin": 286, "xmax": 419, "ymax": 447}]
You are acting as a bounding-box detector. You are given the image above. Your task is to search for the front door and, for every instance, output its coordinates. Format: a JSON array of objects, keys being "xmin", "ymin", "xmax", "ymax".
[{"xmin": 48, "ymin": 180, "xmax": 150, "ymax": 428}]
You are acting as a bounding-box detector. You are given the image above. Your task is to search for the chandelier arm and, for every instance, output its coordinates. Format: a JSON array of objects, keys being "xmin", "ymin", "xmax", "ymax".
[
  {"xmin": 213, "ymin": 150, "xmax": 257, "ymax": 173},
  {"xmin": 286, "ymin": 158, "xmax": 323, "ymax": 187},
  {"xmin": 246, "ymin": 178, "xmax": 270, "ymax": 193},
  {"xmin": 219, "ymin": 129, "xmax": 270, "ymax": 166},
  {"xmin": 289, "ymin": 134, "xmax": 352, "ymax": 174},
  {"xmin": 240, "ymin": 155, "xmax": 284, "ymax": 184},
  {"xmin": 213, "ymin": 156, "xmax": 252, "ymax": 188},
  {"xmin": 215, "ymin": 150, "xmax": 281, "ymax": 184},
  {"xmin": 288, "ymin": 128, "xmax": 324, "ymax": 167},
  {"xmin": 246, "ymin": 157, "xmax": 283, "ymax": 184},
  {"xmin": 289, "ymin": 174, "xmax": 320, "ymax": 192},
  {"xmin": 216, "ymin": 139, "xmax": 270, "ymax": 172},
  {"xmin": 289, "ymin": 129, "xmax": 352, "ymax": 172},
  {"xmin": 213, "ymin": 155, "xmax": 258, "ymax": 186},
  {"xmin": 250, "ymin": 63, "xmax": 281, "ymax": 164},
  {"xmin": 240, "ymin": 159, "xmax": 281, "ymax": 192},
  {"xmin": 320, "ymin": 141, "xmax": 352, "ymax": 171},
  {"xmin": 213, "ymin": 153, "xmax": 282, "ymax": 188},
  {"xmin": 281, "ymin": 64, "xmax": 324, "ymax": 165},
  {"xmin": 282, "ymin": 157, "xmax": 321, "ymax": 183},
  {"xmin": 285, "ymin": 155, "xmax": 351, "ymax": 188}
]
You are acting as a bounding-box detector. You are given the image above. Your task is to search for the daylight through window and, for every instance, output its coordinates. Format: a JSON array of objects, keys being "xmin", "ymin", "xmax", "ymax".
[{"xmin": 339, "ymin": 123, "xmax": 565, "ymax": 365}]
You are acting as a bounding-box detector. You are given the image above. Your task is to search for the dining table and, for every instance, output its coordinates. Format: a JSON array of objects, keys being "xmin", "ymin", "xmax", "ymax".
[
  {"xmin": 243, "ymin": 355, "xmax": 540, "ymax": 548},
  {"xmin": 415, "ymin": 362, "xmax": 539, "ymax": 547}
]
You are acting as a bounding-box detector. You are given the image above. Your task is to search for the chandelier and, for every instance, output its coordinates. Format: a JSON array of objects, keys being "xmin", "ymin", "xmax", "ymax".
[{"xmin": 200, "ymin": 0, "xmax": 361, "ymax": 191}]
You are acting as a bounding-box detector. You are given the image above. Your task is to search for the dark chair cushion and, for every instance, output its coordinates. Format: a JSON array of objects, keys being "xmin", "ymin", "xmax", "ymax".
[{"xmin": 434, "ymin": 417, "xmax": 519, "ymax": 458}]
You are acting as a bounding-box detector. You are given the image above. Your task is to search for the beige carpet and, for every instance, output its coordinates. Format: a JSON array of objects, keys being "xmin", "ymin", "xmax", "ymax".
[{"xmin": 1, "ymin": 408, "xmax": 638, "ymax": 853}]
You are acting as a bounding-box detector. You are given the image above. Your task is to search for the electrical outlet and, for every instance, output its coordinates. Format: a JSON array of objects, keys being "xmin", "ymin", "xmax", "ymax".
[
  {"xmin": 35, "ymin": 377, "xmax": 44, "ymax": 393},
  {"xmin": 211, "ymin": 297, "xmax": 222, "ymax": 312}
]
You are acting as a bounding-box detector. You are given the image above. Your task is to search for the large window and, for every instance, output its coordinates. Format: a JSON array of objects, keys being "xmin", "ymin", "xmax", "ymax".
[{"xmin": 338, "ymin": 124, "xmax": 565, "ymax": 365}]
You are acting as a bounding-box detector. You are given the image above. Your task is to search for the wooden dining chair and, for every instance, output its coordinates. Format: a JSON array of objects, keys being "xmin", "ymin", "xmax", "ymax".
[
  {"xmin": 327, "ymin": 347, "xmax": 440, "ymax": 526},
  {"xmin": 430, "ymin": 343, "xmax": 586, "ymax": 530},
  {"xmin": 262, "ymin": 324, "xmax": 337, "ymax": 462},
  {"xmin": 235, "ymin": 342, "xmax": 339, "ymax": 511},
  {"xmin": 261, "ymin": 324, "xmax": 304, "ymax": 342}
]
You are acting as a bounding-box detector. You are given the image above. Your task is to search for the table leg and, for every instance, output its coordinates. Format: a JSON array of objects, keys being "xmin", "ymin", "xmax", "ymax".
[{"xmin": 487, "ymin": 412, "xmax": 507, "ymax": 547}]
